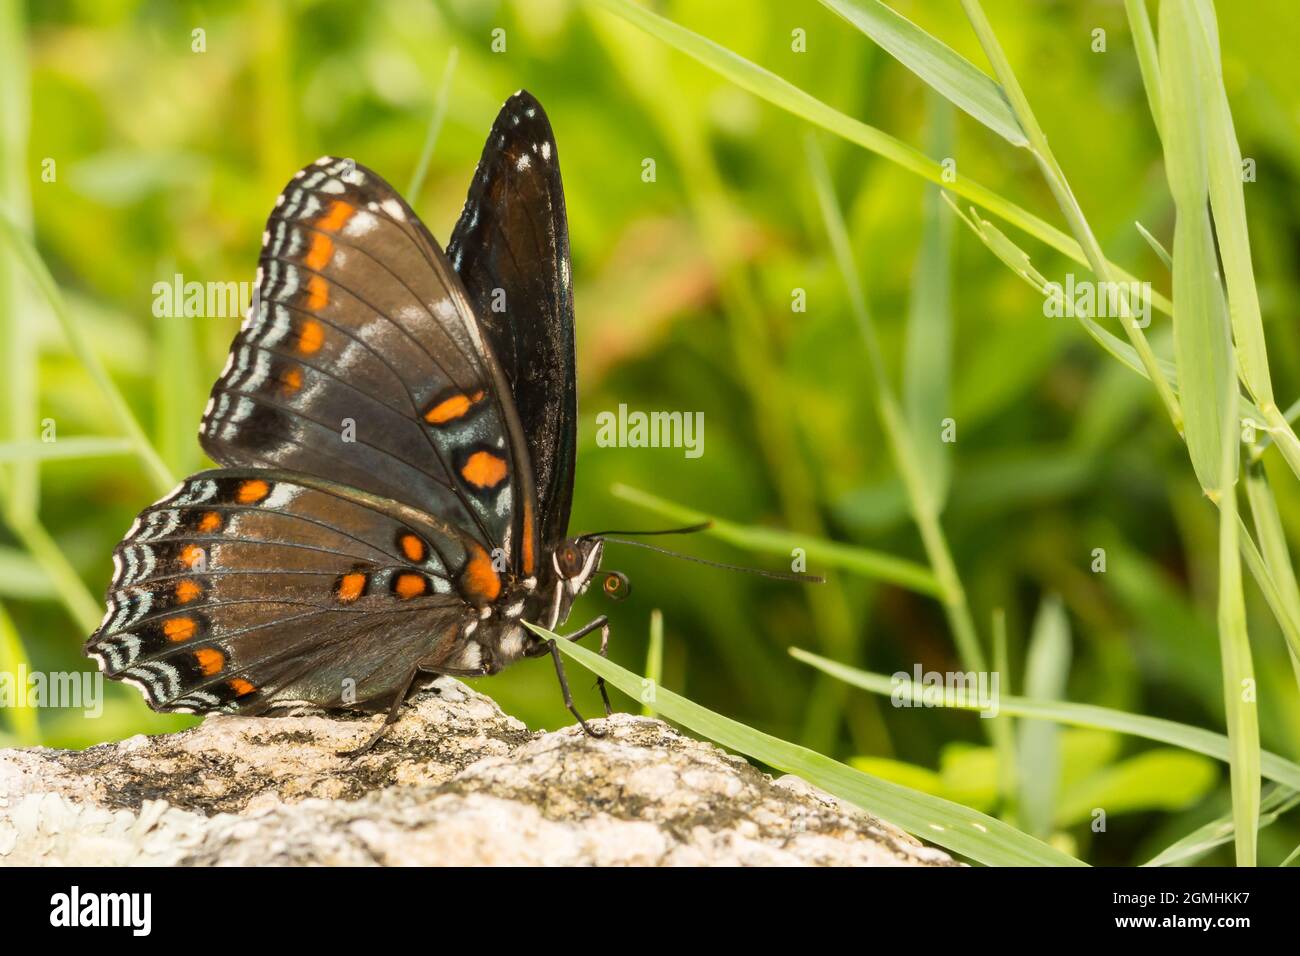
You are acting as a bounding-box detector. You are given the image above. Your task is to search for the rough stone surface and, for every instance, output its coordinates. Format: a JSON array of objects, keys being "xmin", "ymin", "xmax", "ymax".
[{"xmin": 0, "ymin": 679, "xmax": 956, "ymax": 866}]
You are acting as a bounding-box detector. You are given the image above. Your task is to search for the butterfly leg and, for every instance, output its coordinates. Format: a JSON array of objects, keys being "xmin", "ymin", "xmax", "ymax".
[
  {"xmin": 530, "ymin": 615, "xmax": 614, "ymax": 717},
  {"xmin": 338, "ymin": 667, "xmax": 419, "ymax": 758},
  {"xmin": 546, "ymin": 639, "xmax": 606, "ymax": 738}
]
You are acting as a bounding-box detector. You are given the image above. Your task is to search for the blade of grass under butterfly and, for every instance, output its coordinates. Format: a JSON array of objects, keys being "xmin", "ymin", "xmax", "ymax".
[
  {"xmin": 0, "ymin": 601, "xmax": 37, "ymax": 743},
  {"xmin": 0, "ymin": 212, "xmax": 174, "ymax": 494},
  {"xmin": 589, "ymin": 0, "xmax": 1171, "ymax": 318},
  {"xmin": 0, "ymin": 437, "xmax": 134, "ymax": 463},
  {"xmin": 815, "ymin": 0, "xmax": 1025, "ymax": 145},
  {"xmin": 531, "ymin": 622, "xmax": 1083, "ymax": 866},
  {"xmin": 790, "ymin": 649, "xmax": 1300, "ymax": 792},
  {"xmin": 643, "ymin": 609, "xmax": 663, "ymax": 718},
  {"xmin": 610, "ymin": 483, "xmax": 941, "ymax": 597},
  {"xmin": 1144, "ymin": 785, "xmax": 1300, "ymax": 867},
  {"xmin": 407, "ymin": 46, "xmax": 458, "ymax": 201}
]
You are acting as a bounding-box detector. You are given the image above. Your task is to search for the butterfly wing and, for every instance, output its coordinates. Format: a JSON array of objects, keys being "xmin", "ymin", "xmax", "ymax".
[
  {"xmin": 448, "ymin": 91, "xmax": 577, "ymax": 551},
  {"xmin": 86, "ymin": 470, "xmax": 486, "ymax": 714},
  {"xmin": 202, "ymin": 156, "xmax": 540, "ymax": 578}
]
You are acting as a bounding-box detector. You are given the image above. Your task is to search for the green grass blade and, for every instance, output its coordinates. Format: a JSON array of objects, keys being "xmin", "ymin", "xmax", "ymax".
[
  {"xmin": 0, "ymin": 545, "xmax": 54, "ymax": 599},
  {"xmin": 532, "ymin": 622, "xmax": 1084, "ymax": 866},
  {"xmin": 0, "ymin": 437, "xmax": 134, "ymax": 462},
  {"xmin": 1244, "ymin": 461, "xmax": 1300, "ymax": 689},
  {"xmin": 1163, "ymin": 0, "xmax": 1258, "ymax": 865},
  {"xmin": 0, "ymin": 601, "xmax": 37, "ymax": 742},
  {"xmin": 406, "ymin": 46, "xmax": 458, "ymax": 202},
  {"xmin": 942, "ymin": 197, "xmax": 1184, "ymax": 396},
  {"xmin": 1192, "ymin": 0, "xmax": 1272, "ymax": 407},
  {"xmin": 2, "ymin": 514, "xmax": 101, "ymax": 634},
  {"xmin": 1019, "ymin": 595, "xmax": 1071, "ymax": 837},
  {"xmin": 1124, "ymin": 0, "xmax": 1163, "ymax": 136},
  {"xmin": 610, "ymin": 483, "xmax": 941, "ymax": 596},
  {"xmin": 590, "ymin": 0, "xmax": 1171, "ymax": 318},
  {"xmin": 1161, "ymin": 0, "xmax": 1234, "ymax": 494},
  {"xmin": 903, "ymin": 96, "xmax": 955, "ymax": 508},
  {"xmin": 0, "ymin": 212, "xmax": 175, "ymax": 494},
  {"xmin": 959, "ymin": 0, "xmax": 1182, "ymax": 430},
  {"xmin": 1144, "ymin": 785, "xmax": 1300, "ymax": 867},
  {"xmin": 643, "ymin": 608, "xmax": 663, "ymax": 718},
  {"xmin": 790, "ymin": 648, "xmax": 1300, "ymax": 792},
  {"xmin": 1134, "ymin": 220, "xmax": 1172, "ymax": 270},
  {"xmin": 0, "ymin": 0, "xmax": 36, "ymax": 518},
  {"xmin": 816, "ymin": 0, "xmax": 1026, "ymax": 145}
]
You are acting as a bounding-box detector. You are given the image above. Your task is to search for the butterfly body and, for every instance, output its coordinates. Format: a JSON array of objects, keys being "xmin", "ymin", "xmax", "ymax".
[{"xmin": 87, "ymin": 92, "xmax": 617, "ymax": 733}]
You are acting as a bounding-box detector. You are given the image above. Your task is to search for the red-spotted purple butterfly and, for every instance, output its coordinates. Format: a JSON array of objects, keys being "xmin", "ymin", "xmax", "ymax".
[{"xmin": 86, "ymin": 91, "xmax": 633, "ymax": 750}]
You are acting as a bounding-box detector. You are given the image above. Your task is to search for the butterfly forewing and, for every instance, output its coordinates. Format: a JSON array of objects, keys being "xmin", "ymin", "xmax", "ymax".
[
  {"xmin": 449, "ymin": 91, "xmax": 577, "ymax": 552},
  {"xmin": 201, "ymin": 156, "xmax": 534, "ymax": 571}
]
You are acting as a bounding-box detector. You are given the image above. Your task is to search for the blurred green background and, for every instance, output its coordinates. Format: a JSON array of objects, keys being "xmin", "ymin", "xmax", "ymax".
[{"xmin": 3, "ymin": 0, "xmax": 1300, "ymax": 865}]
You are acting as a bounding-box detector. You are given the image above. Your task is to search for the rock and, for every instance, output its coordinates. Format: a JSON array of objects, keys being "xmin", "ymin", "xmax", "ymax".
[{"xmin": 0, "ymin": 678, "xmax": 956, "ymax": 866}]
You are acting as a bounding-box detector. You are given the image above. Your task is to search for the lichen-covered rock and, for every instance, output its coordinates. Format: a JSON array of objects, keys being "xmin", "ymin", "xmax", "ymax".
[{"xmin": 0, "ymin": 678, "xmax": 956, "ymax": 866}]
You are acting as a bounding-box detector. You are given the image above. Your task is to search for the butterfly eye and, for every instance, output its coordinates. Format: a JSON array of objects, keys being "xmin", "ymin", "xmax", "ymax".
[{"xmin": 602, "ymin": 571, "xmax": 630, "ymax": 601}]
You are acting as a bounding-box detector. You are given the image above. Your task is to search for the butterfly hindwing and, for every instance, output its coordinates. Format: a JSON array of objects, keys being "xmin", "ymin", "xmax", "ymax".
[
  {"xmin": 86, "ymin": 470, "xmax": 495, "ymax": 714},
  {"xmin": 449, "ymin": 91, "xmax": 577, "ymax": 552},
  {"xmin": 201, "ymin": 156, "xmax": 537, "ymax": 574}
]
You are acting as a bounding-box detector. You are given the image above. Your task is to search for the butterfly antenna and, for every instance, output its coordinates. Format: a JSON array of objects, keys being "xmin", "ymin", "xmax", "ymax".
[
  {"xmin": 578, "ymin": 521, "xmax": 712, "ymax": 539},
  {"xmin": 599, "ymin": 536, "xmax": 824, "ymax": 584}
]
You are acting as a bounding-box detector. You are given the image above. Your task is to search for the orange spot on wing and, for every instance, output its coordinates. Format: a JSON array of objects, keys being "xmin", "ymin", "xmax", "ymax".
[
  {"xmin": 424, "ymin": 389, "xmax": 485, "ymax": 425},
  {"xmin": 164, "ymin": 616, "xmax": 197, "ymax": 641},
  {"xmin": 197, "ymin": 511, "xmax": 222, "ymax": 533},
  {"xmin": 460, "ymin": 450, "xmax": 507, "ymax": 489},
  {"xmin": 194, "ymin": 647, "xmax": 224, "ymax": 676},
  {"xmin": 280, "ymin": 366, "xmax": 303, "ymax": 394},
  {"xmin": 236, "ymin": 479, "xmax": 270, "ymax": 504},
  {"xmin": 318, "ymin": 199, "xmax": 354, "ymax": 232},
  {"xmin": 228, "ymin": 677, "xmax": 256, "ymax": 697},
  {"xmin": 298, "ymin": 317, "xmax": 325, "ymax": 352},
  {"xmin": 179, "ymin": 544, "xmax": 205, "ymax": 569},
  {"xmin": 175, "ymin": 579, "xmax": 202, "ymax": 604},
  {"xmin": 521, "ymin": 498, "xmax": 536, "ymax": 576},
  {"xmin": 306, "ymin": 276, "xmax": 329, "ymax": 311},
  {"xmin": 393, "ymin": 572, "xmax": 428, "ymax": 600},
  {"xmin": 336, "ymin": 571, "xmax": 367, "ymax": 603},
  {"xmin": 305, "ymin": 232, "xmax": 334, "ymax": 271},
  {"xmin": 460, "ymin": 546, "xmax": 502, "ymax": 603},
  {"xmin": 398, "ymin": 533, "xmax": 426, "ymax": 563}
]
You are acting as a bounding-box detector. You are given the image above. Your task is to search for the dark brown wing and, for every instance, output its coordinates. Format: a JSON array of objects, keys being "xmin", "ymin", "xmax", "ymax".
[
  {"xmin": 85, "ymin": 470, "xmax": 488, "ymax": 714},
  {"xmin": 448, "ymin": 91, "xmax": 576, "ymax": 552},
  {"xmin": 201, "ymin": 156, "xmax": 538, "ymax": 576}
]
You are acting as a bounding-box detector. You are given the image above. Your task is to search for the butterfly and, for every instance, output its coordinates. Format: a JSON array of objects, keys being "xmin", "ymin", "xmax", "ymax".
[{"xmin": 85, "ymin": 91, "xmax": 629, "ymax": 750}]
